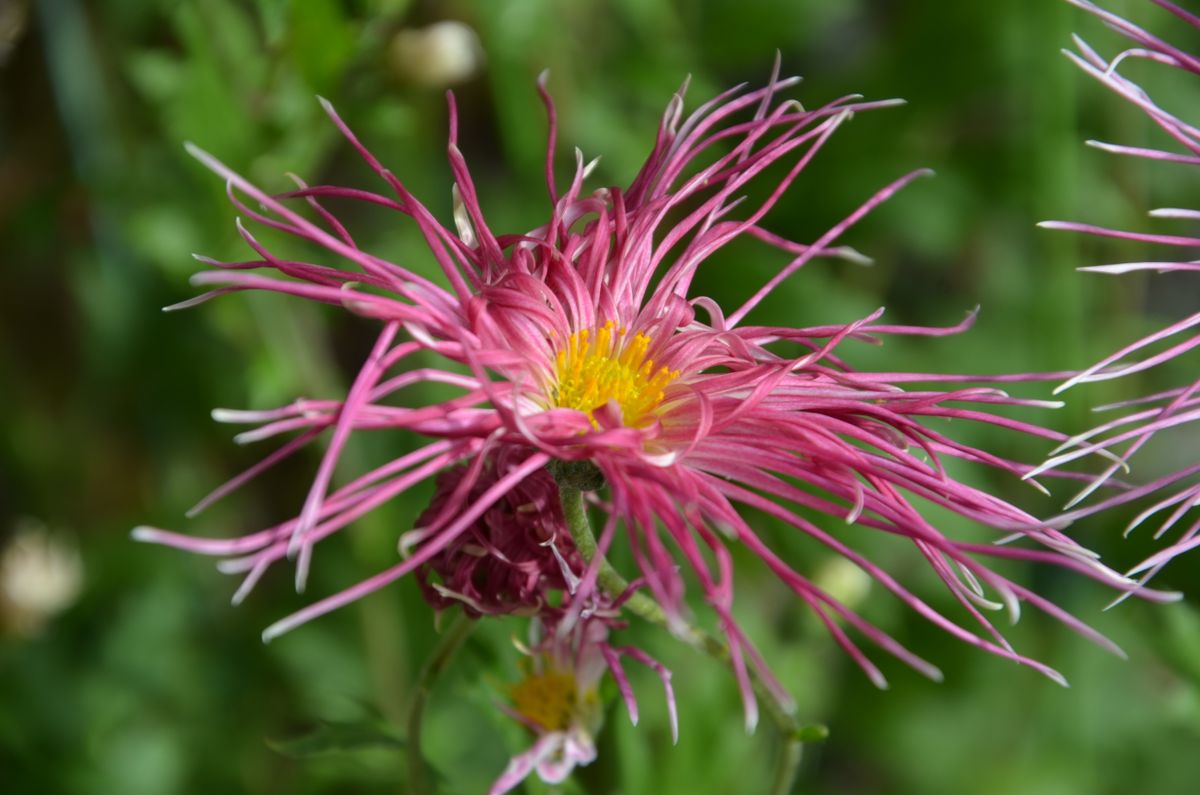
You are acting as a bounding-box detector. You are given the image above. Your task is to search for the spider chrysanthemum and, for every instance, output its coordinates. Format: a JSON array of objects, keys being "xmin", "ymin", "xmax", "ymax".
[{"xmin": 135, "ymin": 62, "xmax": 1182, "ymax": 762}]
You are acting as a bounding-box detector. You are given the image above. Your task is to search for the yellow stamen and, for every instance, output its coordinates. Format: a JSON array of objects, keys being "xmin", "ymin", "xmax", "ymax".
[
  {"xmin": 511, "ymin": 670, "xmax": 578, "ymax": 732},
  {"xmin": 552, "ymin": 320, "xmax": 679, "ymax": 426}
]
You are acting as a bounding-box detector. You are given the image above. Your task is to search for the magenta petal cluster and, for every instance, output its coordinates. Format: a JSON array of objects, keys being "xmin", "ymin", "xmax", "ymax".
[
  {"xmin": 1039, "ymin": 0, "xmax": 1200, "ymax": 592},
  {"xmin": 136, "ymin": 65, "xmax": 1179, "ymax": 732}
]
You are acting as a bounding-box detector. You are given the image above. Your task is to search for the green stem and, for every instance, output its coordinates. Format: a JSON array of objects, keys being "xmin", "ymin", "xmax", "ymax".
[
  {"xmin": 558, "ymin": 485, "xmax": 807, "ymax": 793},
  {"xmin": 770, "ymin": 732, "xmax": 804, "ymax": 795},
  {"xmin": 559, "ymin": 484, "xmax": 672, "ymax": 628},
  {"xmin": 406, "ymin": 611, "xmax": 474, "ymax": 795}
]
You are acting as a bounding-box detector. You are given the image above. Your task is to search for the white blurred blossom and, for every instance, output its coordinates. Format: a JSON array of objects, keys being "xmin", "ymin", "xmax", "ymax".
[
  {"xmin": 390, "ymin": 20, "xmax": 483, "ymax": 87},
  {"xmin": 1, "ymin": 520, "xmax": 83, "ymax": 636}
]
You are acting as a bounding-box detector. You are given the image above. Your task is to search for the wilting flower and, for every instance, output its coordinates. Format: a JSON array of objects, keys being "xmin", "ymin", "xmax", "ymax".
[
  {"xmin": 136, "ymin": 62, "xmax": 1178, "ymax": 735},
  {"xmin": 412, "ymin": 448, "xmax": 582, "ymax": 617},
  {"xmin": 1039, "ymin": 0, "xmax": 1200, "ymax": 592},
  {"xmin": 492, "ymin": 600, "xmax": 674, "ymax": 794}
]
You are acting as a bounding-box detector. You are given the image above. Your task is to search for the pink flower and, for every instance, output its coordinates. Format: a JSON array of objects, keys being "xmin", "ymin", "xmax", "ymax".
[
  {"xmin": 490, "ymin": 603, "xmax": 674, "ymax": 795},
  {"xmin": 136, "ymin": 62, "xmax": 1178, "ymax": 730},
  {"xmin": 1039, "ymin": 0, "xmax": 1200, "ymax": 594}
]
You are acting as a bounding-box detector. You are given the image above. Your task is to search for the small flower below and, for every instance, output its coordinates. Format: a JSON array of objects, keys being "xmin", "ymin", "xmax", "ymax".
[{"xmin": 491, "ymin": 605, "xmax": 675, "ymax": 795}]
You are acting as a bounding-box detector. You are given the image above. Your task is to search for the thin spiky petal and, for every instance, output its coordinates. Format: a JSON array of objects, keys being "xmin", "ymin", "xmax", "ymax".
[{"xmin": 1044, "ymin": 1, "xmax": 1200, "ymax": 586}]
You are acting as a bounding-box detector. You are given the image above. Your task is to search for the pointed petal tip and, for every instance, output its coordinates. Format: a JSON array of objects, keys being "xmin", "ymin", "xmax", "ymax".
[{"xmin": 1026, "ymin": 478, "xmax": 1052, "ymax": 497}]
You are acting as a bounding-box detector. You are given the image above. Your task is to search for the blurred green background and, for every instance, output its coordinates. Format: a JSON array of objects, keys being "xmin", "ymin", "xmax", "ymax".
[{"xmin": 3, "ymin": 0, "xmax": 1200, "ymax": 793}]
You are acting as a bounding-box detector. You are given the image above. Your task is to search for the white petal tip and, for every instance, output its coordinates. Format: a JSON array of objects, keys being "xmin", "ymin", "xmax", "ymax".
[
  {"xmin": 744, "ymin": 714, "xmax": 759, "ymax": 735},
  {"xmin": 130, "ymin": 526, "xmax": 159, "ymax": 543},
  {"xmin": 1026, "ymin": 479, "xmax": 1051, "ymax": 497}
]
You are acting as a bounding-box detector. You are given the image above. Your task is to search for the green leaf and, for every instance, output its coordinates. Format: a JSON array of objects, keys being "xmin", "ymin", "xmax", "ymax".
[
  {"xmin": 265, "ymin": 719, "xmax": 405, "ymax": 758},
  {"xmin": 286, "ymin": 0, "xmax": 357, "ymax": 94}
]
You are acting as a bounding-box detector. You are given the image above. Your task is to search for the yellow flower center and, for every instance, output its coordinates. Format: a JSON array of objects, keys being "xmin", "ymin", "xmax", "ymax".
[
  {"xmin": 511, "ymin": 670, "xmax": 578, "ymax": 732},
  {"xmin": 553, "ymin": 321, "xmax": 679, "ymax": 426}
]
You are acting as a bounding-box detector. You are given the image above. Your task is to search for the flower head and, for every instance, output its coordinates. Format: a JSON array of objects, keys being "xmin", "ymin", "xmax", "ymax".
[
  {"xmin": 136, "ymin": 61, "xmax": 1179, "ymax": 739},
  {"xmin": 1039, "ymin": 0, "xmax": 1200, "ymax": 593},
  {"xmin": 491, "ymin": 601, "xmax": 675, "ymax": 795}
]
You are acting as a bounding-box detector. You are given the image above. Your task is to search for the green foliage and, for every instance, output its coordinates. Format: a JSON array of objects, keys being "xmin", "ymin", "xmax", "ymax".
[
  {"xmin": 266, "ymin": 718, "xmax": 404, "ymax": 758},
  {"xmin": 2, "ymin": 0, "xmax": 1199, "ymax": 793}
]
